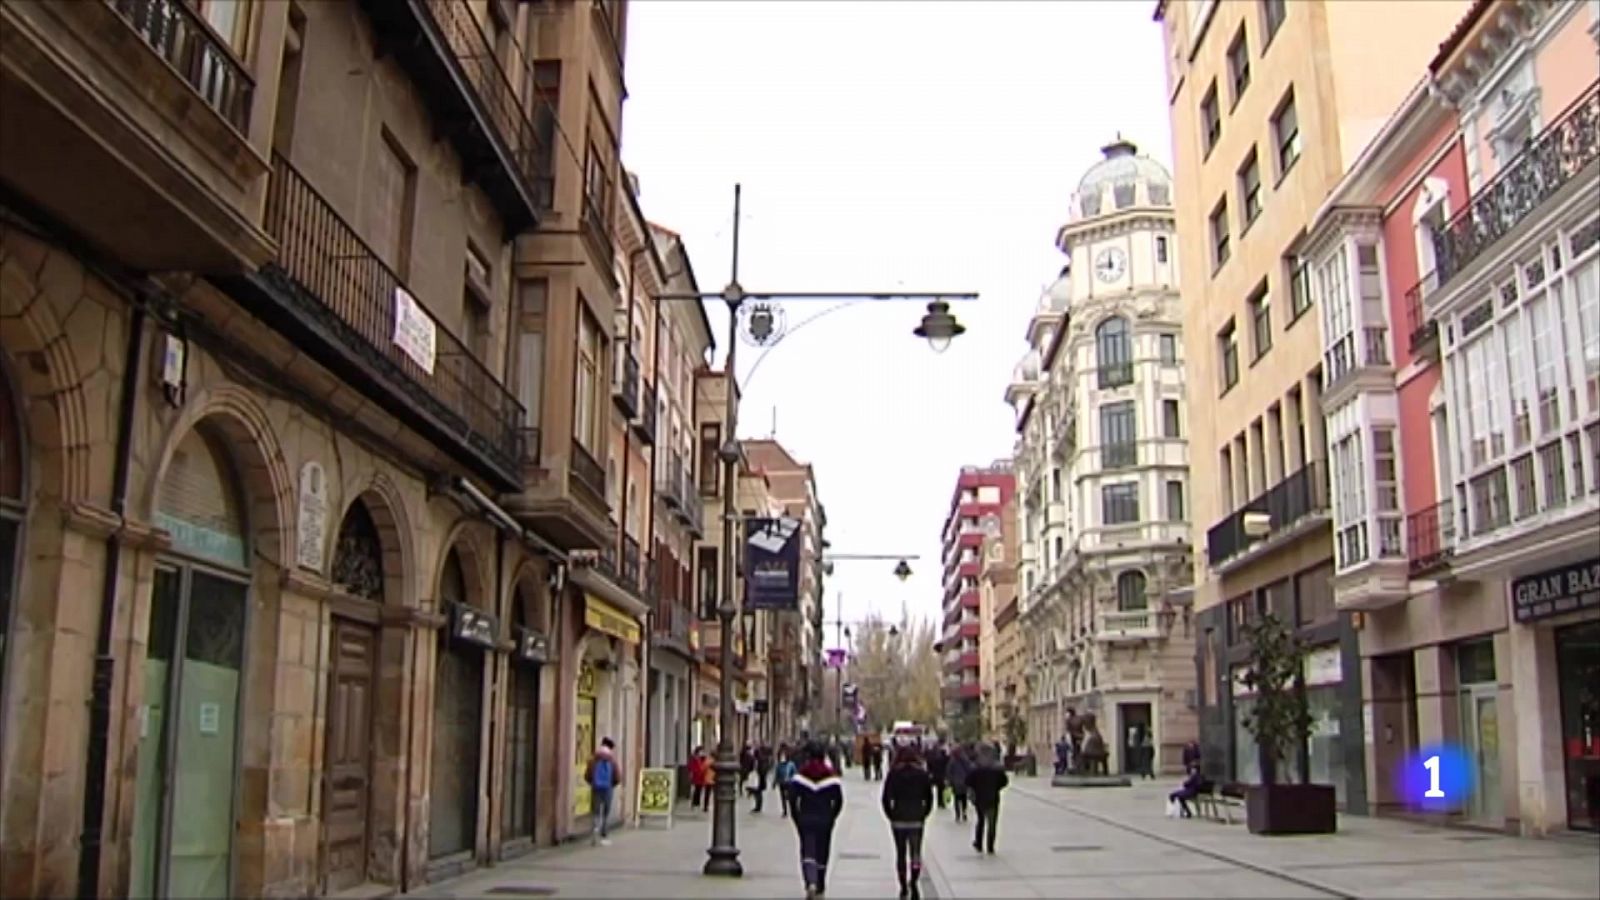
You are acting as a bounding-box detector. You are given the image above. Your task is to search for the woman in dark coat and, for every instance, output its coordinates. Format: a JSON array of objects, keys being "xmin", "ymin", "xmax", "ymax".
[
  {"xmin": 880, "ymin": 744, "xmax": 934, "ymax": 899},
  {"xmin": 788, "ymin": 742, "xmax": 844, "ymax": 899},
  {"xmin": 946, "ymin": 745, "xmax": 973, "ymax": 823}
]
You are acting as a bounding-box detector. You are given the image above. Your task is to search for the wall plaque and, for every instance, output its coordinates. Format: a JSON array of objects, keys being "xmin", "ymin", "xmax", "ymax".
[{"xmin": 295, "ymin": 461, "xmax": 328, "ymax": 571}]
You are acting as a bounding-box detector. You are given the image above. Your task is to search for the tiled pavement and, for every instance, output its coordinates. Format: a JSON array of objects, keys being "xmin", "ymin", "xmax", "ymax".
[{"xmin": 422, "ymin": 774, "xmax": 1600, "ymax": 898}]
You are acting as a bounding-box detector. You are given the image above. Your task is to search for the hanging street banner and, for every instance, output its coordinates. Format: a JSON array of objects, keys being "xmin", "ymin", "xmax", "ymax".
[{"xmin": 743, "ymin": 516, "xmax": 802, "ymax": 611}]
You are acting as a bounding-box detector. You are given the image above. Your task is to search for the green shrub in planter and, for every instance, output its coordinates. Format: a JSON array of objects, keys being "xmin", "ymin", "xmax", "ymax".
[{"xmin": 1238, "ymin": 612, "xmax": 1337, "ymax": 834}]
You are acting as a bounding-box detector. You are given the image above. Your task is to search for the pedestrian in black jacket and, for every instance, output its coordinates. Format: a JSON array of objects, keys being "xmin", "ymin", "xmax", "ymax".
[
  {"xmin": 789, "ymin": 742, "xmax": 844, "ymax": 899},
  {"xmin": 965, "ymin": 745, "xmax": 1010, "ymax": 855},
  {"xmin": 925, "ymin": 744, "xmax": 950, "ymax": 809},
  {"xmin": 881, "ymin": 745, "xmax": 934, "ymax": 899}
]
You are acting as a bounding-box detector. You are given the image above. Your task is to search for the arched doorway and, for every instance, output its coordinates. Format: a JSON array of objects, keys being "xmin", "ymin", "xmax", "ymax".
[
  {"xmin": 0, "ymin": 357, "xmax": 25, "ymax": 749},
  {"xmin": 323, "ymin": 498, "xmax": 386, "ymax": 892},
  {"xmin": 430, "ymin": 547, "xmax": 486, "ymax": 861},
  {"xmin": 133, "ymin": 427, "xmax": 252, "ymax": 899},
  {"xmin": 503, "ymin": 577, "xmax": 547, "ymax": 845}
]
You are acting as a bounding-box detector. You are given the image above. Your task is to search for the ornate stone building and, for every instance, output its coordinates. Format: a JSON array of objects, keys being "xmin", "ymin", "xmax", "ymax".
[
  {"xmin": 1009, "ymin": 140, "xmax": 1198, "ymax": 773},
  {"xmin": 0, "ymin": 1, "xmax": 664, "ymax": 896}
]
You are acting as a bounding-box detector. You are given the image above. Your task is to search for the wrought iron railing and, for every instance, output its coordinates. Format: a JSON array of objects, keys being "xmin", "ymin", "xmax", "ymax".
[
  {"xmin": 420, "ymin": 0, "xmax": 554, "ymax": 208},
  {"xmin": 569, "ymin": 439, "xmax": 606, "ymax": 502},
  {"xmin": 596, "ymin": 539, "xmax": 618, "ymax": 582},
  {"xmin": 1433, "ymin": 82, "xmax": 1599, "ymax": 291},
  {"xmin": 1206, "ymin": 459, "xmax": 1330, "ymax": 567},
  {"xmin": 636, "ymin": 384, "xmax": 657, "ymax": 443},
  {"xmin": 1406, "ymin": 500, "xmax": 1454, "ymax": 575},
  {"xmin": 683, "ymin": 485, "xmax": 704, "ymax": 536},
  {"xmin": 622, "ymin": 533, "xmax": 641, "ymax": 590},
  {"xmin": 107, "ymin": 0, "xmax": 253, "ymax": 130},
  {"xmin": 581, "ymin": 191, "xmax": 615, "ymax": 267},
  {"xmin": 261, "ymin": 155, "xmax": 524, "ymax": 472},
  {"xmin": 1405, "ymin": 271, "xmax": 1439, "ymax": 353},
  {"xmin": 658, "ymin": 453, "xmax": 685, "ymax": 509}
]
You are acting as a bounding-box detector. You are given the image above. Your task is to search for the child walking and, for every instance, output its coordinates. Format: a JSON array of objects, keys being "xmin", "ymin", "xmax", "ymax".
[{"xmin": 880, "ymin": 744, "xmax": 934, "ymax": 899}]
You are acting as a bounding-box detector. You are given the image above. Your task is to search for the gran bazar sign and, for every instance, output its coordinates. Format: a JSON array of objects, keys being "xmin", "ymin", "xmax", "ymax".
[{"xmin": 1510, "ymin": 558, "xmax": 1600, "ymax": 624}]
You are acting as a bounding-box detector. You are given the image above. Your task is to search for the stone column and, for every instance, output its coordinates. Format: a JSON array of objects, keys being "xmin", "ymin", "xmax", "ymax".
[{"xmin": 1508, "ymin": 620, "xmax": 1565, "ymax": 835}]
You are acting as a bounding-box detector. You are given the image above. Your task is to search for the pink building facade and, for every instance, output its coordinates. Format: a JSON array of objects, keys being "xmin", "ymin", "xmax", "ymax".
[
  {"xmin": 938, "ymin": 463, "xmax": 1015, "ymax": 722},
  {"xmin": 1306, "ymin": 0, "xmax": 1600, "ymax": 837}
]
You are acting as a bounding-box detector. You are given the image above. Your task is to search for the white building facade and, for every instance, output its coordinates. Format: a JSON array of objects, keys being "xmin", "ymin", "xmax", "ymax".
[{"xmin": 1009, "ymin": 140, "xmax": 1199, "ymax": 773}]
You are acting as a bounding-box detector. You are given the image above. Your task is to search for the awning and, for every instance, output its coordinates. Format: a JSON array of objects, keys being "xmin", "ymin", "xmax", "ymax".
[{"xmin": 585, "ymin": 594, "xmax": 642, "ymax": 644}]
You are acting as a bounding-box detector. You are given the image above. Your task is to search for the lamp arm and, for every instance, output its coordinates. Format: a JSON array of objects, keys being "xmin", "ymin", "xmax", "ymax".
[{"xmin": 740, "ymin": 298, "xmax": 867, "ymax": 389}]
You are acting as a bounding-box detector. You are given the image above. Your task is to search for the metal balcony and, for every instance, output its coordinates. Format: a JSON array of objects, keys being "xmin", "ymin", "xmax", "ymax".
[
  {"xmin": 657, "ymin": 453, "xmax": 685, "ymax": 511},
  {"xmin": 569, "ymin": 439, "xmax": 607, "ymax": 506},
  {"xmin": 596, "ymin": 539, "xmax": 618, "ymax": 583},
  {"xmin": 613, "ymin": 353, "xmax": 640, "ymax": 418},
  {"xmin": 1206, "ymin": 459, "xmax": 1330, "ymax": 568},
  {"xmin": 358, "ymin": 0, "xmax": 554, "ymax": 230},
  {"xmin": 107, "ymin": 0, "xmax": 252, "ymax": 129},
  {"xmin": 1405, "ymin": 272, "xmax": 1440, "ymax": 356},
  {"xmin": 683, "ymin": 485, "xmax": 706, "ymax": 538},
  {"xmin": 1432, "ymin": 82, "xmax": 1599, "ymax": 293},
  {"xmin": 633, "ymin": 384, "xmax": 657, "ymax": 444},
  {"xmin": 232, "ymin": 155, "xmax": 525, "ymax": 488},
  {"xmin": 1406, "ymin": 500, "xmax": 1455, "ymax": 576},
  {"xmin": 622, "ymin": 533, "xmax": 641, "ymax": 591}
]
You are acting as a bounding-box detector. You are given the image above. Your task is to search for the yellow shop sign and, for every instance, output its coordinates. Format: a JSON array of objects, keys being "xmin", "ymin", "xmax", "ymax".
[{"xmin": 585, "ymin": 595, "xmax": 641, "ymax": 644}]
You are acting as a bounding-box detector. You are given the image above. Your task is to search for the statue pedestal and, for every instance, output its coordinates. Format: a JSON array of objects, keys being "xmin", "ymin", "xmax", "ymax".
[{"xmin": 1051, "ymin": 774, "xmax": 1133, "ymax": 788}]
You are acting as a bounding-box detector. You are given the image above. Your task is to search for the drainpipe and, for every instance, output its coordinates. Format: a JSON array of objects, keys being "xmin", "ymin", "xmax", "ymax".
[{"xmin": 78, "ymin": 300, "xmax": 149, "ymax": 897}]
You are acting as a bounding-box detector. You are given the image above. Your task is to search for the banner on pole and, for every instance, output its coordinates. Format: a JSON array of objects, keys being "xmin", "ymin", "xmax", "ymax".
[
  {"xmin": 636, "ymin": 767, "xmax": 676, "ymax": 828},
  {"xmin": 743, "ymin": 516, "xmax": 802, "ymax": 610}
]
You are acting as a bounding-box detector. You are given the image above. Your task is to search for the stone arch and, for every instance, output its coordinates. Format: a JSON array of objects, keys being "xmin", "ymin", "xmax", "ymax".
[
  {"xmin": 508, "ymin": 558, "xmax": 553, "ymax": 634},
  {"xmin": 144, "ymin": 384, "xmax": 292, "ymax": 568},
  {"xmin": 433, "ymin": 515, "xmax": 493, "ymax": 609},
  {"xmin": 0, "ymin": 243, "xmax": 93, "ymax": 506},
  {"xmin": 329, "ymin": 472, "xmax": 413, "ymax": 606}
]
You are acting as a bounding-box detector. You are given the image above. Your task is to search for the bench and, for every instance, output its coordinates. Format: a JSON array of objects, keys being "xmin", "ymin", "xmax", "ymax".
[{"xmin": 1191, "ymin": 783, "xmax": 1245, "ymax": 824}]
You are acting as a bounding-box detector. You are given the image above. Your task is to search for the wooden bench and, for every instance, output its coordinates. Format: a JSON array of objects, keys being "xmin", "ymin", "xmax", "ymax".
[{"xmin": 1191, "ymin": 783, "xmax": 1245, "ymax": 824}]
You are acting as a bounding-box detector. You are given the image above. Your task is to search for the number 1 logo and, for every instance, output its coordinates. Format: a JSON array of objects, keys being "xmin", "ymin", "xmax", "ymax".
[{"xmin": 1423, "ymin": 754, "xmax": 1445, "ymax": 798}]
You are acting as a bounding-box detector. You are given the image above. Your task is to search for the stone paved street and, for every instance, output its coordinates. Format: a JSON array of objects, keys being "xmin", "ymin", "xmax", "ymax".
[{"xmin": 424, "ymin": 775, "xmax": 1600, "ymax": 898}]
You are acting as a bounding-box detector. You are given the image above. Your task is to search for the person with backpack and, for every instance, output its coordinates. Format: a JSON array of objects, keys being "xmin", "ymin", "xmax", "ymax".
[
  {"xmin": 880, "ymin": 744, "xmax": 934, "ymax": 899},
  {"xmin": 788, "ymin": 741, "xmax": 844, "ymax": 899},
  {"xmin": 775, "ymin": 744, "xmax": 799, "ymax": 818},
  {"xmin": 946, "ymin": 744, "xmax": 973, "ymax": 823},
  {"xmin": 965, "ymin": 744, "xmax": 1010, "ymax": 855},
  {"xmin": 583, "ymin": 737, "xmax": 622, "ymax": 846}
]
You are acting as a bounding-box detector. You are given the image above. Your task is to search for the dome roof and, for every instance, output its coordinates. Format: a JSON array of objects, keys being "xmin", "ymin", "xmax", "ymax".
[{"xmin": 1069, "ymin": 138, "xmax": 1173, "ymax": 222}]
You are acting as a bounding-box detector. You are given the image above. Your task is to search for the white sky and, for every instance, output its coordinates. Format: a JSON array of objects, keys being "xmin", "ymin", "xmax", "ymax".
[{"xmin": 622, "ymin": 0, "xmax": 1173, "ymax": 632}]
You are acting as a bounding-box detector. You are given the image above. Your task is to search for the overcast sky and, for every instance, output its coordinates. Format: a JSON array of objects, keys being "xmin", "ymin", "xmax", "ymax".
[{"xmin": 622, "ymin": 0, "xmax": 1173, "ymax": 634}]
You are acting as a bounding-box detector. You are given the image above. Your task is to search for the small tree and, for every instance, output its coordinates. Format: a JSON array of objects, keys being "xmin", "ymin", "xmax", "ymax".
[
  {"xmin": 949, "ymin": 710, "xmax": 983, "ymax": 745},
  {"xmin": 1238, "ymin": 612, "xmax": 1313, "ymax": 785},
  {"xmin": 1003, "ymin": 706, "xmax": 1027, "ymax": 755}
]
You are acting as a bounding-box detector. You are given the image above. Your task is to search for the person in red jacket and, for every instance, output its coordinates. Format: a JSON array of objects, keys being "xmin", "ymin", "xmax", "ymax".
[{"xmin": 688, "ymin": 747, "xmax": 710, "ymax": 811}]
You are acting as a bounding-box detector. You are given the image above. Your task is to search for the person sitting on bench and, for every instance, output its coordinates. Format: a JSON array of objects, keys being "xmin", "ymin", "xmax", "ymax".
[{"xmin": 1169, "ymin": 765, "xmax": 1206, "ymax": 819}]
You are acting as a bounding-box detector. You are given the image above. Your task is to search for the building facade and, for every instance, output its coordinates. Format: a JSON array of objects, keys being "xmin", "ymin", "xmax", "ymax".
[
  {"xmin": 991, "ymin": 589, "xmax": 1029, "ymax": 749},
  {"xmin": 1308, "ymin": 0, "xmax": 1600, "ymax": 836},
  {"xmin": 977, "ymin": 500, "xmax": 1018, "ymax": 741},
  {"xmin": 1154, "ymin": 0, "xmax": 1472, "ymax": 807},
  {"xmin": 939, "ymin": 463, "xmax": 1015, "ymax": 723},
  {"xmin": 640, "ymin": 222, "xmax": 714, "ymax": 773},
  {"xmin": 690, "ymin": 370, "xmax": 743, "ymax": 748},
  {"xmin": 1009, "ymin": 139, "xmax": 1198, "ymax": 774},
  {"xmin": 0, "ymin": 0, "xmax": 726, "ymax": 895},
  {"xmin": 742, "ymin": 439, "xmax": 826, "ymax": 740}
]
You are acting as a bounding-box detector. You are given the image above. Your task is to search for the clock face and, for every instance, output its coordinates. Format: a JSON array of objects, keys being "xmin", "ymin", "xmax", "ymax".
[{"xmin": 1095, "ymin": 248, "xmax": 1128, "ymax": 283}]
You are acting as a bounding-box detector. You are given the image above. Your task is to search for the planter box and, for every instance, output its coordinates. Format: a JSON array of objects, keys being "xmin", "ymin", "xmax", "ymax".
[{"xmin": 1245, "ymin": 783, "xmax": 1337, "ymax": 835}]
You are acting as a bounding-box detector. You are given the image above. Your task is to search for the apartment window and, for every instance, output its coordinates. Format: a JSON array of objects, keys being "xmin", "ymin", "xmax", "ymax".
[
  {"xmin": 574, "ymin": 304, "xmax": 601, "ymax": 451},
  {"xmin": 371, "ymin": 131, "xmax": 416, "ymax": 276},
  {"xmin": 698, "ymin": 423, "xmax": 721, "ymax": 494},
  {"xmin": 1096, "ymin": 317, "xmax": 1133, "ymax": 387},
  {"xmin": 1218, "ymin": 319, "xmax": 1240, "ymax": 393},
  {"xmin": 1272, "ymin": 90, "xmax": 1301, "ymax": 179},
  {"xmin": 1166, "ymin": 480, "xmax": 1186, "ymax": 522},
  {"xmin": 583, "ymin": 143, "xmax": 610, "ymax": 225},
  {"xmin": 1239, "ymin": 149, "xmax": 1263, "ymax": 226},
  {"xmin": 1116, "ymin": 571, "xmax": 1148, "ymax": 611},
  {"xmin": 196, "ymin": 0, "xmax": 248, "ymax": 51},
  {"xmin": 1295, "ymin": 562, "xmax": 1335, "ymax": 627},
  {"xmin": 1227, "ymin": 26, "xmax": 1251, "ymax": 105},
  {"xmin": 1249, "ymin": 281, "xmax": 1272, "ymax": 360},
  {"xmin": 1160, "ymin": 333, "xmax": 1178, "ymax": 365},
  {"xmin": 1200, "ymin": 82, "xmax": 1221, "ymax": 156},
  {"xmin": 1373, "ymin": 427, "xmax": 1402, "ymax": 557},
  {"xmin": 1261, "ymin": 0, "xmax": 1287, "ymax": 44},
  {"xmin": 1101, "ymin": 483, "xmax": 1140, "ymax": 525},
  {"xmin": 1287, "ymin": 253, "xmax": 1312, "ymax": 320},
  {"xmin": 1156, "ymin": 235, "xmax": 1169, "ymax": 264},
  {"xmin": 463, "ymin": 245, "xmax": 494, "ymax": 362},
  {"xmin": 696, "ymin": 546, "xmax": 719, "ymax": 620},
  {"xmin": 1210, "ymin": 199, "xmax": 1231, "ymax": 269},
  {"xmin": 1101, "ymin": 401, "xmax": 1136, "ymax": 468},
  {"xmin": 1163, "ymin": 398, "xmax": 1182, "ymax": 438}
]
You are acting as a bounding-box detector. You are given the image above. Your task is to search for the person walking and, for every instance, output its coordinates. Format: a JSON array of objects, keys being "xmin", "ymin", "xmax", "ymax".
[
  {"xmin": 739, "ymin": 743, "xmax": 757, "ymax": 806},
  {"xmin": 947, "ymin": 744, "xmax": 972, "ymax": 823},
  {"xmin": 965, "ymin": 745, "xmax": 1010, "ymax": 855},
  {"xmin": 754, "ymin": 742, "xmax": 774, "ymax": 813},
  {"xmin": 696, "ymin": 747, "xmax": 716, "ymax": 811},
  {"xmin": 776, "ymin": 745, "xmax": 799, "ymax": 818},
  {"xmin": 583, "ymin": 737, "xmax": 622, "ymax": 846},
  {"xmin": 880, "ymin": 745, "xmax": 934, "ymax": 899},
  {"xmin": 687, "ymin": 747, "xmax": 709, "ymax": 812},
  {"xmin": 789, "ymin": 742, "xmax": 844, "ymax": 899},
  {"xmin": 926, "ymin": 742, "xmax": 949, "ymax": 810}
]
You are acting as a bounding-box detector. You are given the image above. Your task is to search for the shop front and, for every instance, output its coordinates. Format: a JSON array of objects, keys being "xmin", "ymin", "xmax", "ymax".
[
  {"xmin": 500, "ymin": 581, "xmax": 549, "ymax": 856},
  {"xmin": 1509, "ymin": 557, "xmax": 1600, "ymax": 834},
  {"xmin": 428, "ymin": 550, "xmax": 497, "ymax": 880},
  {"xmin": 1229, "ymin": 641, "xmax": 1357, "ymax": 805},
  {"xmin": 572, "ymin": 592, "xmax": 642, "ymax": 834}
]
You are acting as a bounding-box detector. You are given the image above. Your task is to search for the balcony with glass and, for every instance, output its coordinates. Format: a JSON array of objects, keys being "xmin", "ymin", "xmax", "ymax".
[
  {"xmin": 1206, "ymin": 459, "xmax": 1331, "ymax": 571},
  {"xmin": 1328, "ymin": 425, "xmax": 1411, "ymax": 610},
  {"xmin": 1317, "ymin": 239, "xmax": 1396, "ymax": 409}
]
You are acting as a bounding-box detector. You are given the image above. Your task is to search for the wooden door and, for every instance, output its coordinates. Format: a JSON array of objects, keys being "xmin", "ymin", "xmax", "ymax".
[{"xmin": 324, "ymin": 618, "xmax": 377, "ymax": 892}]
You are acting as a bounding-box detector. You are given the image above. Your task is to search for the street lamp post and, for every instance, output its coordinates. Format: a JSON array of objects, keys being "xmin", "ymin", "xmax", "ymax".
[{"xmin": 656, "ymin": 184, "xmax": 975, "ymax": 878}]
